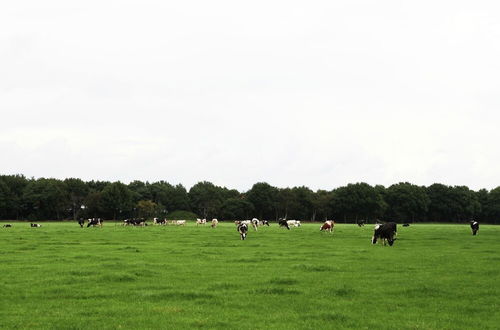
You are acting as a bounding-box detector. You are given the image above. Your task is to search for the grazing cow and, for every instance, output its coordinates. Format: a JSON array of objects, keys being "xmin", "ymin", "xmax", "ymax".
[
  {"xmin": 278, "ymin": 218, "xmax": 290, "ymax": 230},
  {"xmin": 30, "ymin": 223, "xmax": 42, "ymax": 228},
  {"xmin": 78, "ymin": 218, "xmax": 85, "ymax": 228},
  {"xmin": 174, "ymin": 220, "xmax": 186, "ymax": 226},
  {"xmin": 3, "ymin": 224, "xmax": 12, "ymax": 228},
  {"xmin": 196, "ymin": 218, "xmax": 207, "ymax": 226},
  {"xmin": 234, "ymin": 220, "xmax": 241, "ymax": 226},
  {"xmin": 320, "ymin": 220, "xmax": 335, "ymax": 233},
  {"xmin": 241, "ymin": 220, "xmax": 251, "ymax": 225},
  {"xmin": 403, "ymin": 223, "xmax": 410, "ymax": 227},
  {"xmin": 251, "ymin": 218, "xmax": 259, "ymax": 231},
  {"xmin": 286, "ymin": 220, "xmax": 301, "ymax": 227},
  {"xmin": 87, "ymin": 218, "xmax": 102, "ymax": 227},
  {"xmin": 124, "ymin": 219, "xmax": 147, "ymax": 226},
  {"xmin": 357, "ymin": 220, "xmax": 365, "ymax": 227},
  {"xmin": 260, "ymin": 220, "xmax": 270, "ymax": 226},
  {"xmin": 470, "ymin": 221, "xmax": 479, "ymax": 236},
  {"xmin": 211, "ymin": 218, "xmax": 219, "ymax": 228},
  {"xmin": 237, "ymin": 223, "xmax": 248, "ymax": 240},
  {"xmin": 372, "ymin": 222, "xmax": 397, "ymax": 246},
  {"xmin": 153, "ymin": 218, "xmax": 167, "ymax": 225}
]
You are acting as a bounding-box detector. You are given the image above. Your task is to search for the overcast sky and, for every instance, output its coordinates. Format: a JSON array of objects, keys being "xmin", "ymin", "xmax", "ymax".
[{"xmin": 1, "ymin": 1, "xmax": 499, "ymax": 191}]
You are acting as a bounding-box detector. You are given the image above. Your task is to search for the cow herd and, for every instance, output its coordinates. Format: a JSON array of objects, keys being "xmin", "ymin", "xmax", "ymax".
[{"xmin": 1, "ymin": 219, "xmax": 482, "ymax": 245}]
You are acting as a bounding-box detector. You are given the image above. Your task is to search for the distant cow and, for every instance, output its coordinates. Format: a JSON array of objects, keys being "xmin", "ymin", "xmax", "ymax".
[
  {"xmin": 251, "ymin": 218, "xmax": 259, "ymax": 231},
  {"xmin": 153, "ymin": 218, "xmax": 167, "ymax": 225},
  {"xmin": 196, "ymin": 218, "xmax": 207, "ymax": 226},
  {"xmin": 237, "ymin": 223, "xmax": 248, "ymax": 240},
  {"xmin": 372, "ymin": 222, "xmax": 397, "ymax": 246},
  {"xmin": 30, "ymin": 223, "xmax": 41, "ymax": 228},
  {"xmin": 174, "ymin": 220, "xmax": 186, "ymax": 226},
  {"xmin": 78, "ymin": 218, "xmax": 85, "ymax": 228},
  {"xmin": 211, "ymin": 218, "xmax": 219, "ymax": 228},
  {"xmin": 470, "ymin": 221, "xmax": 479, "ymax": 236},
  {"xmin": 320, "ymin": 220, "xmax": 335, "ymax": 233},
  {"xmin": 286, "ymin": 220, "xmax": 301, "ymax": 227},
  {"xmin": 260, "ymin": 220, "xmax": 270, "ymax": 226},
  {"xmin": 87, "ymin": 218, "xmax": 102, "ymax": 227},
  {"xmin": 403, "ymin": 223, "xmax": 410, "ymax": 227},
  {"xmin": 357, "ymin": 220, "xmax": 365, "ymax": 227},
  {"xmin": 124, "ymin": 219, "xmax": 146, "ymax": 226},
  {"xmin": 278, "ymin": 218, "xmax": 290, "ymax": 230},
  {"xmin": 2, "ymin": 224, "xmax": 12, "ymax": 228}
]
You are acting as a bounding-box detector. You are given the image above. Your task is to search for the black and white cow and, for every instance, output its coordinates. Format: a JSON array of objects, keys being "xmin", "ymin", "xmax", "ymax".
[
  {"xmin": 2, "ymin": 224, "xmax": 12, "ymax": 228},
  {"xmin": 470, "ymin": 221, "xmax": 479, "ymax": 236},
  {"xmin": 87, "ymin": 218, "xmax": 102, "ymax": 227},
  {"xmin": 237, "ymin": 223, "xmax": 248, "ymax": 240},
  {"xmin": 251, "ymin": 218, "xmax": 259, "ymax": 231},
  {"xmin": 372, "ymin": 222, "xmax": 397, "ymax": 246},
  {"xmin": 78, "ymin": 218, "xmax": 85, "ymax": 228},
  {"xmin": 30, "ymin": 223, "xmax": 42, "ymax": 228},
  {"xmin": 153, "ymin": 218, "xmax": 167, "ymax": 225},
  {"xmin": 402, "ymin": 223, "xmax": 410, "ymax": 227},
  {"xmin": 261, "ymin": 220, "xmax": 270, "ymax": 226},
  {"xmin": 124, "ymin": 219, "xmax": 146, "ymax": 226},
  {"xmin": 357, "ymin": 220, "xmax": 365, "ymax": 227},
  {"xmin": 278, "ymin": 218, "xmax": 290, "ymax": 230}
]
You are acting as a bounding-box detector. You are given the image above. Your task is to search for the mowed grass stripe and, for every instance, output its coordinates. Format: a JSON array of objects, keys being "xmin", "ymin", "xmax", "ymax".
[{"xmin": 0, "ymin": 222, "xmax": 499, "ymax": 329}]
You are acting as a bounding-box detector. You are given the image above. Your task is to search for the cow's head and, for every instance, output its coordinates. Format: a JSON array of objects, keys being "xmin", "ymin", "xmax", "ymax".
[{"xmin": 371, "ymin": 235, "xmax": 378, "ymax": 244}]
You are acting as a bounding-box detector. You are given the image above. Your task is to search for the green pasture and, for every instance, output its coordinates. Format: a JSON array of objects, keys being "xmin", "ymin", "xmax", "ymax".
[{"xmin": 0, "ymin": 222, "xmax": 499, "ymax": 329}]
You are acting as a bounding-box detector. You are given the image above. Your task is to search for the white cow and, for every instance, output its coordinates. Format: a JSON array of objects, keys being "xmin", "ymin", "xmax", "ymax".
[
  {"xmin": 251, "ymin": 218, "xmax": 259, "ymax": 231},
  {"xmin": 287, "ymin": 220, "xmax": 301, "ymax": 227},
  {"xmin": 174, "ymin": 220, "xmax": 186, "ymax": 226},
  {"xmin": 196, "ymin": 218, "xmax": 207, "ymax": 226},
  {"xmin": 211, "ymin": 218, "xmax": 219, "ymax": 228}
]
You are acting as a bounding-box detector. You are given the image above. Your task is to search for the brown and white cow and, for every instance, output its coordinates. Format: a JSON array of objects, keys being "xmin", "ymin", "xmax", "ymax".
[{"xmin": 320, "ymin": 220, "xmax": 335, "ymax": 233}]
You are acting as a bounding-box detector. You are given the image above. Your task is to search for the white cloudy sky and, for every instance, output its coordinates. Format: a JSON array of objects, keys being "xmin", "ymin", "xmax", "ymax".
[{"xmin": 1, "ymin": 0, "xmax": 499, "ymax": 191}]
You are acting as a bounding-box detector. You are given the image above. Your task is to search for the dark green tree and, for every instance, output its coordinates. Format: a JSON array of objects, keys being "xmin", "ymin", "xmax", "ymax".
[
  {"xmin": 188, "ymin": 181, "xmax": 225, "ymax": 219},
  {"xmin": 22, "ymin": 178, "xmax": 68, "ymax": 220},
  {"xmin": 101, "ymin": 182, "xmax": 134, "ymax": 219},
  {"xmin": 64, "ymin": 178, "xmax": 89, "ymax": 220},
  {"xmin": 220, "ymin": 198, "xmax": 255, "ymax": 220},
  {"xmin": 246, "ymin": 182, "xmax": 278, "ymax": 219},
  {"xmin": 385, "ymin": 182, "xmax": 429, "ymax": 222}
]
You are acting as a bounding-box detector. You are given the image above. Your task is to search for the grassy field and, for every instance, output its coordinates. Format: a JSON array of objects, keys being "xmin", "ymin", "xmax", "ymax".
[{"xmin": 0, "ymin": 222, "xmax": 499, "ymax": 329}]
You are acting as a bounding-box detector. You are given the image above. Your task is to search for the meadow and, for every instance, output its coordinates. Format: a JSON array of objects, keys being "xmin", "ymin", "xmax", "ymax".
[{"xmin": 0, "ymin": 222, "xmax": 499, "ymax": 329}]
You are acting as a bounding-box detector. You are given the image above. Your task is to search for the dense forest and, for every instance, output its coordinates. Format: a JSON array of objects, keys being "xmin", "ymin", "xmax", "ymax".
[{"xmin": 0, "ymin": 174, "xmax": 499, "ymax": 223}]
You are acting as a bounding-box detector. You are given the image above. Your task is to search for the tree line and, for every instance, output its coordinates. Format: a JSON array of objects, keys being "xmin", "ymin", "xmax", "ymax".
[{"xmin": 0, "ymin": 174, "xmax": 499, "ymax": 223}]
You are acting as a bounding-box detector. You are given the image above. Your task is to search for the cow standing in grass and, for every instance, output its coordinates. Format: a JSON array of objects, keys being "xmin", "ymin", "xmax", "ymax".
[
  {"xmin": 470, "ymin": 221, "xmax": 479, "ymax": 236},
  {"xmin": 237, "ymin": 223, "xmax": 248, "ymax": 240},
  {"xmin": 372, "ymin": 222, "xmax": 397, "ymax": 246},
  {"xmin": 211, "ymin": 218, "xmax": 218, "ymax": 228},
  {"xmin": 153, "ymin": 218, "xmax": 167, "ymax": 225},
  {"xmin": 320, "ymin": 220, "xmax": 334, "ymax": 233},
  {"xmin": 260, "ymin": 220, "xmax": 270, "ymax": 226},
  {"xmin": 30, "ymin": 223, "xmax": 42, "ymax": 228},
  {"xmin": 3, "ymin": 224, "xmax": 12, "ymax": 228},
  {"xmin": 278, "ymin": 218, "xmax": 290, "ymax": 230},
  {"xmin": 87, "ymin": 218, "xmax": 102, "ymax": 227},
  {"xmin": 78, "ymin": 218, "xmax": 85, "ymax": 228},
  {"xmin": 286, "ymin": 220, "xmax": 301, "ymax": 227},
  {"xmin": 251, "ymin": 218, "xmax": 259, "ymax": 231}
]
